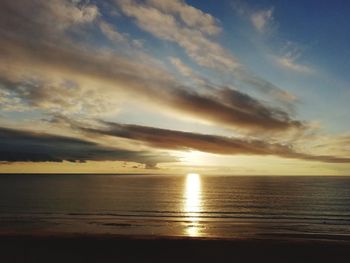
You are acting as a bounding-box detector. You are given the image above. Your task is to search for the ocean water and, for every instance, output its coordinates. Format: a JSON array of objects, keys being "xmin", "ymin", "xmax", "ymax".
[{"xmin": 1, "ymin": 174, "xmax": 350, "ymax": 240}]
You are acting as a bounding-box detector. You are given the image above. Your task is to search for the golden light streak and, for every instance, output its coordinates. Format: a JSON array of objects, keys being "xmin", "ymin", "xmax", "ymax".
[{"xmin": 183, "ymin": 173, "xmax": 202, "ymax": 236}]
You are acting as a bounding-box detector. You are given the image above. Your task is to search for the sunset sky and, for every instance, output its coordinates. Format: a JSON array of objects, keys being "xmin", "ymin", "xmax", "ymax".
[{"xmin": 1, "ymin": 0, "xmax": 350, "ymax": 175}]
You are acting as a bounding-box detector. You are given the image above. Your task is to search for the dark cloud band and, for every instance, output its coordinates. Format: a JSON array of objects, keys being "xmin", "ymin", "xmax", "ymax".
[
  {"xmin": 0, "ymin": 127, "xmax": 176, "ymax": 168},
  {"xmin": 79, "ymin": 121, "xmax": 350, "ymax": 164}
]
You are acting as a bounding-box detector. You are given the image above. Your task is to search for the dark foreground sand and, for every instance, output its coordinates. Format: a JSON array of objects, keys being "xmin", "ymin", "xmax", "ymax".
[{"xmin": 1, "ymin": 234, "xmax": 350, "ymax": 263}]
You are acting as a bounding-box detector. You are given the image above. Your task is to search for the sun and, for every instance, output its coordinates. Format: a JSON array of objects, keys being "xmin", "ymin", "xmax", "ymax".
[{"xmin": 180, "ymin": 150, "xmax": 205, "ymax": 165}]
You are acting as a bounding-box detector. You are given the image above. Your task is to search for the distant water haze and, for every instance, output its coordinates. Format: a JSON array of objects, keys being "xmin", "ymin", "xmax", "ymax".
[{"xmin": 1, "ymin": 174, "xmax": 350, "ymax": 239}]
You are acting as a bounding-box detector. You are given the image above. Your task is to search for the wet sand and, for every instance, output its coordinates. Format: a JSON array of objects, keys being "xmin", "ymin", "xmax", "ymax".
[{"xmin": 1, "ymin": 234, "xmax": 350, "ymax": 263}]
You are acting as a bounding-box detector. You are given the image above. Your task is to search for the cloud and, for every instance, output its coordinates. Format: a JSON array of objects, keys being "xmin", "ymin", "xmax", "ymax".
[
  {"xmin": 0, "ymin": 77, "xmax": 115, "ymax": 116},
  {"xmin": 0, "ymin": 126, "xmax": 175, "ymax": 168},
  {"xmin": 75, "ymin": 121, "xmax": 350, "ymax": 164},
  {"xmin": 0, "ymin": 0, "xmax": 304, "ymax": 134},
  {"xmin": 99, "ymin": 21, "xmax": 127, "ymax": 43},
  {"xmin": 0, "ymin": 0, "xmax": 345, "ymax": 173},
  {"xmin": 0, "ymin": 59, "xmax": 300, "ymax": 131},
  {"xmin": 304, "ymin": 134, "xmax": 350, "ymax": 157},
  {"xmin": 147, "ymin": 0, "xmax": 221, "ymax": 35},
  {"xmin": 116, "ymin": 0, "xmax": 296, "ymax": 104},
  {"xmin": 117, "ymin": 0, "xmax": 239, "ymax": 70},
  {"xmin": 0, "ymin": 88, "xmax": 27, "ymax": 112},
  {"xmin": 0, "ymin": 0, "xmax": 99, "ymax": 39},
  {"xmin": 168, "ymin": 88, "xmax": 302, "ymax": 131},
  {"xmin": 232, "ymin": 2, "xmax": 274, "ymax": 33},
  {"xmin": 0, "ymin": 1, "xmax": 303, "ymax": 132},
  {"xmin": 250, "ymin": 8, "xmax": 274, "ymax": 33},
  {"xmin": 169, "ymin": 57, "xmax": 194, "ymax": 78},
  {"xmin": 275, "ymin": 55, "xmax": 313, "ymax": 74},
  {"xmin": 0, "ymin": 37, "xmax": 299, "ymax": 131},
  {"xmin": 237, "ymin": 3, "xmax": 313, "ymax": 75},
  {"xmin": 234, "ymin": 69, "xmax": 297, "ymax": 103},
  {"xmin": 272, "ymin": 41, "xmax": 314, "ymax": 74},
  {"xmin": 169, "ymin": 57, "xmax": 206, "ymax": 85}
]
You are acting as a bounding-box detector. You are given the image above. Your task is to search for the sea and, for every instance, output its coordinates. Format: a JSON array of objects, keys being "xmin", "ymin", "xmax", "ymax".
[{"xmin": 1, "ymin": 174, "xmax": 350, "ymax": 240}]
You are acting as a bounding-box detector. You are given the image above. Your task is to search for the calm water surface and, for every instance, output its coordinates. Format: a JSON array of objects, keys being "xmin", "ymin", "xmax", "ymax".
[{"xmin": 1, "ymin": 174, "xmax": 350, "ymax": 240}]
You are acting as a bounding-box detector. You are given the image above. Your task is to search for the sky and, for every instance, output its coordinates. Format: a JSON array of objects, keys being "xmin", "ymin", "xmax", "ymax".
[{"xmin": 1, "ymin": 0, "xmax": 350, "ymax": 175}]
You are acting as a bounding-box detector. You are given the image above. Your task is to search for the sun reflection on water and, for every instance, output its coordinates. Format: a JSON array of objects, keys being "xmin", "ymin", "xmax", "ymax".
[{"xmin": 184, "ymin": 173, "xmax": 202, "ymax": 237}]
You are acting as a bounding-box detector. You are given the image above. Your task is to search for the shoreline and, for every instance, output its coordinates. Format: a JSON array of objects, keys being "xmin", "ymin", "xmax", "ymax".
[{"xmin": 1, "ymin": 233, "xmax": 350, "ymax": 262}]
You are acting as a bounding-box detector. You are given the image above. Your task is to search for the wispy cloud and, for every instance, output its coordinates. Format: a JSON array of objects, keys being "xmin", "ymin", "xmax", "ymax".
[
  {"xmin": 169, "ymin": 57, "xmax": 195, "ymax": 78},
  {"xmin": 274, "ymin": 44, "xmax": 314, "ymax": 74},
  {"xmin": 273, "ymin": 41, "xmax": 314, "ymax": 73},
  {"xmin": 232, "ymin": 2, "xmax": 313, "ymax": 75},
  {"xmin": 117, "ymin": 0, "xmax": 239, "ymax": 71},
  {"xmin": 169, "ymin": 57, "xmax": 206, "ymax": 86},
  {"xmin": 232, "ymin": 2, "xmax": 274, "ymax": 34},
  {"xmin": 146, "ymin": 0, "xmax": 221, "ymax": 35},
  {"xmin": 250, "ymin": 8, "xmax": 274, "ymax": 33},
  {"xmin": 275, "ymin": 56, "xmax": 313, "ymax": 73},
  {"xmin": 99, "ymin": 21, "xmax": 127, "ymax": 43},
  {"xmin": 116, "ymin": 0, "xmax": 296, "ymax": 104},
  {"xmin": 0, "ymin": 0, "xmax": 302, "ymax": 132}
]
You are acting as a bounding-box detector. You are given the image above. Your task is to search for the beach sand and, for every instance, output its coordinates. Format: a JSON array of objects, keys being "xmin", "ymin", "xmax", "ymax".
[{"xmin": 1, "ymin": 234, "xmax": 350, "ymax": 263}]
